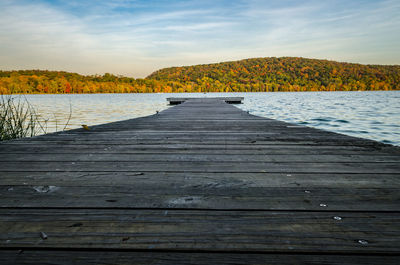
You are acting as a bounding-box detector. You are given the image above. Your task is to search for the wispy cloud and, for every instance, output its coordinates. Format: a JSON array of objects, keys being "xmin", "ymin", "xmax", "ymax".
[{"xmin": 0, "ymin": 0, "xmax": 399, "ymax": 77}]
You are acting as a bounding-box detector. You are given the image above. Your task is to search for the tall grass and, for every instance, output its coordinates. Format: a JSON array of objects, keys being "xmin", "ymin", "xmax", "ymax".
[{"xmin": 0, "ymin": 95, "xmax": 71, "ymax": 141}]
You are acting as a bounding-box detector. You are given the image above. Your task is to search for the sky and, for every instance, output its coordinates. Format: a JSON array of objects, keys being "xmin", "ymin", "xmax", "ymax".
[{"xmin": 0, "ymin": 0, "xmax": 399, "ymax": 78}]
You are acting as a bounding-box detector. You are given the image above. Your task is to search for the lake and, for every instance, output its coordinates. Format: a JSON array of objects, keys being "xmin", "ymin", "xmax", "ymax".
[{"xmin": 17, "ymin": 91, "xmax": 400, "ymax": 146}]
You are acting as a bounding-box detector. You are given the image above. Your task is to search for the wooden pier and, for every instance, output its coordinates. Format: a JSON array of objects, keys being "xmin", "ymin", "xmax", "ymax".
[
  {"xmin": 167, "ymin": 96, "xmax": 243, "ymax": 105},
  {"xmin": 0, "ymin": 97, "xmax": 399, "ymax": 264}
]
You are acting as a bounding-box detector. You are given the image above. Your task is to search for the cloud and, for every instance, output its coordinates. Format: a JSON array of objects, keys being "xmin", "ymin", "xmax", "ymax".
[{"xmin": 0, "ymin": 0, "xmax": 399, "ymax": 77}]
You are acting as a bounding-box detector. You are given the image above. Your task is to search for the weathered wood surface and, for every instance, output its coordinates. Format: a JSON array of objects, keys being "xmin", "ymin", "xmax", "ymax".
[
  {"xmin": 1, "ymin": 251, "xmax": 399, "ymax": 265},
  {"xmin": 1, "ymin": 97, "xmax": 399, "ymax": 264},
  {"xmin": 1, "ymin": 209, "xmax": 399, "ymax": 253}
]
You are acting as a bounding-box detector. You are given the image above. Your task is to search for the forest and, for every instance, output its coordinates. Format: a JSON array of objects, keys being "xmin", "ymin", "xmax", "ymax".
[{"xmin": 1, "ymin": 57, "xmax": 399, "ymax": 94}]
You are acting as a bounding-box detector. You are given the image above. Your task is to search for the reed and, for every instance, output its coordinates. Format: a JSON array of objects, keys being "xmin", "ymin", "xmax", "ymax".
[{"xmin": 0, "ymin": 95, "xmax": 71, "ymax": 141}]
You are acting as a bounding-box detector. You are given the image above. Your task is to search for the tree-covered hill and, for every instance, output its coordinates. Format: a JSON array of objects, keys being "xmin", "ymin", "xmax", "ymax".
[
  {"xmin": 0, "ymin": 70, "xmax": 164, "ymax": 94},
  {"xmin": 147, "ymin": 57, "xmax": 400, "ymax": 92},
  {"xmin": 1, "ymin": 57, "xmax": 399, "ymax": 94}
]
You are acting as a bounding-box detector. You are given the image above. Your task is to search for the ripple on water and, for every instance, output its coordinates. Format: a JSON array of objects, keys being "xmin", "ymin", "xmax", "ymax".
[
  {"xmin": 335, "ymin": 119, "xmax": 349, "ymax": 123},
  {"xmin": 311, "ymin": 118, "xmax": 333, "ymax": 122},
  {"xmin": 21, "ymin": 91, "xmax": 400, "ymax": 146}
]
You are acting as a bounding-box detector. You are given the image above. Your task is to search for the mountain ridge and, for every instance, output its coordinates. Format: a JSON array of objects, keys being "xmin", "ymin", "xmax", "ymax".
[{"xmin": 147, "ymin": 57, "xmax": 400, "ymax": 92}]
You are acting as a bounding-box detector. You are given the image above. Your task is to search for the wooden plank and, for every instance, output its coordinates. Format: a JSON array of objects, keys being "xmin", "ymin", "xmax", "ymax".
[
  {"xmin": 1, "ymin": 185, "xmax": 399, "ymax": 211},
  {"xmin": 3, "ymin": 140, "xmax": 384, "ymax": 147},
  {"xmin": 9, "ymin": 132, "xmax": 375, "ymax": 140},
  {"xmin": 1, "ymin": 250, "xmax": 399, "ymax": 265},
  {"xmin": 5, "ymin": 138, "xmax": 389, "ymax": 146},
  {"xmin": 1, "ymin": 172, "xmax": 399, "ymax": 188},
  {"xmin": 1, "ymin": 145, "xmax": 395, "ymax": 155},
  {"xmin": 1, "ymin": 209, "xmax": 399, "ymax": 254},
  {"xmin": 1, "ymin": 153, "xmax": 399, "ymax": 163},
  {"xmin": 1, "ymin": 143, "xmax": 390, "ymax": 153},
  {"xmin": 5, "ymin": 132, "xmax": 361, "ymax": 140},
  {"xmin": 21, "ymin": 133, "xmax": 380, "ymax": 141},
  {"xmin": 0, "ymin": 161, "xmax": 398, "ymax": 173}
]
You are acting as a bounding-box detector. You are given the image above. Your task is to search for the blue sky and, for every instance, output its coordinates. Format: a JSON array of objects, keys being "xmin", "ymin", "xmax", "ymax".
[{"xmin": 0, "ymin": 0, "xmax": 399, "ymax": 77}]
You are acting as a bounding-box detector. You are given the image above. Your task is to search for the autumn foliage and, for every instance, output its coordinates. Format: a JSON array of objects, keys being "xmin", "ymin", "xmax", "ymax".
[{"xmin": 1, "ymin": 57, "xmax": 399, "ymax": 94}]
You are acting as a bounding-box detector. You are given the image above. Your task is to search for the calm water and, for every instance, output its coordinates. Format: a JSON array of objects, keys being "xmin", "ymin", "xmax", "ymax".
[{"xmin": 21, "ymin": 91, "xmax": 400, "ymax": 146}]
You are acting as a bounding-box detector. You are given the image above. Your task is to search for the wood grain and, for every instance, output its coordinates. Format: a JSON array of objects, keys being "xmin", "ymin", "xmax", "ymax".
[
  {"xmin": 0, "ymin": 97, "xmax": 399, "ymax": 263},
  {"xmin": 1, "ymin": 209, "xmax": 399, "ymax": 254}
]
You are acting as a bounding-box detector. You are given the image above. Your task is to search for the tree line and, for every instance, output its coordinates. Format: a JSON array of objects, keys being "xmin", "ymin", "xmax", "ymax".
[{"xmin": 1, "ymin": 57, "xmax": 399, "ymax": 94}]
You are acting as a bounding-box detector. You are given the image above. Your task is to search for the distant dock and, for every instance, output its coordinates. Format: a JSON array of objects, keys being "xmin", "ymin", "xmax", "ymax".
[
  {"xmin": 0, "ymin": 97, "xmax": 399, "ymax": 264},
  {"xmin": 167, "ymin": 96, "xmax": 243, "ymax": 105}
]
